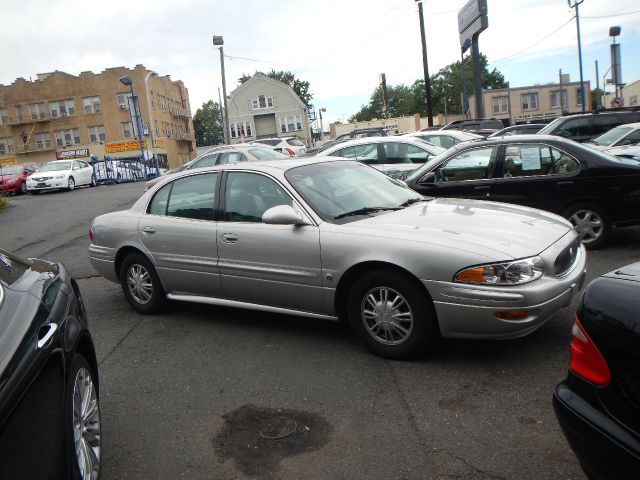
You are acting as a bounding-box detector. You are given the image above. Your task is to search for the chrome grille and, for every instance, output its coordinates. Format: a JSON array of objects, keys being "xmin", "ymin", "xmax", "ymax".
[
  {"xmin": 554, "ymin": 240, "xmax": 581, "ymax": 277},
  {"xmin": 32, "ymin": 176, "xmax": 53, "ymax": 182}
]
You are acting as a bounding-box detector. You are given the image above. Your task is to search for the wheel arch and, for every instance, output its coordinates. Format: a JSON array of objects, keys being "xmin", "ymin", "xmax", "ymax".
[
  {"xmin": 114, "ymin": 246, "xmax": 154, "ymax": 283},
  {"xmin": 334, "ymin": 261, "xmax": 438, "ymax": 327},
  {"xmin": 73, "ymin": 334, "xmax": 100, "ymax": 396},
  {"xmin": 560, "ymin": 199, "xmax": 612, "ymax": 222}
]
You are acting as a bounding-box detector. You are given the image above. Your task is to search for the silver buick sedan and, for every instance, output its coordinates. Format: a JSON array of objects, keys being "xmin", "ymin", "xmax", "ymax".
[{"xmin": 89, "ymin": 158, "xmax": 586, "ymax": 359}]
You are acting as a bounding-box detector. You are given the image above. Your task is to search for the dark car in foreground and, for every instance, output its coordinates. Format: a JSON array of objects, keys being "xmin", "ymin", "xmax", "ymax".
[
  {"xmin": 404, "ymin": 135, "xmax": 640, "ymax": 248},
  {"xmin": 0, "ymin": 249, "xmax": 100, "ymax": 479},
  {"xmin": 0, "ymin": 163, "xmax": 40, "ymax": 194},
  {"xmin": 553, "ymin": 262, "xmax": 640, "ymax": 480}
]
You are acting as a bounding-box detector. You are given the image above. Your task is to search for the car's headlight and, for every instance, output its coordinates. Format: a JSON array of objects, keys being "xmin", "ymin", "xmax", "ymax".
[{"xmin": 454, "ymin": 256, "xmax": 544, "ymax": 285}]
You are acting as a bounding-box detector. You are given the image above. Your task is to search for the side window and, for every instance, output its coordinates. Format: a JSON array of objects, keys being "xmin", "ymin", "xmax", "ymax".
[
  {"xmin": 438, "ymin": 136, "xmax": 456, "ymax": 149},
  {"xmin": 591, "ymin": 116, "xmax": 623, "ymax": 136},
  {"xmin": 217, "ymin": 152, "xmax": 245, "ymax": 165},
  {"xmin": 434, "ymin": 147, "xmax": 495, "ymax": 182},
  {"xmin": 623, "ymin": 130, "xmax": 640, "ymax": 144},
  {"xmin": 190, "ymin": 154, "xmax": 218, "ymax": 169},
  {"xmin": 78, "ymin": 161, "xmax": 89, "ymax": 168},
  {"xmin": 224, "ymin": 172, "xmax": 292, "ymax": 222},
  {"xmin": 383, "ymin": 143, "xmax": 430, "ymax": 164},
  {"xmin": 73, "ymin": 161, "xmax": 81, "ymax": 169},
  {"xmin": 150, "ymin": 173, "xmax": 217, "ymax": 220},
  {"xmin": 336, "ymin": 144, "xmax": 379, "ymax": 164},
  {"xmin": 557, "ymin": 118, "xmax": 590, "ymax": 137},
  {"xmin": 502, "ymin": 144, "xmax": 579, "ymax": 178}
]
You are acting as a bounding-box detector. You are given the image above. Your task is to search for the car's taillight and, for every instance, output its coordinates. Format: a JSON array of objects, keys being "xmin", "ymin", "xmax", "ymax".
[
  {"xmin": 569, "ymin": 315, "xmax": 611, "ymax": 387},
  {"xmin": 284, "ymin": 147, "xmax": 295, "ymax": 156},
  {"xmin": 89, "ymin": 227, "xmax": 94, "ymax": 242}
]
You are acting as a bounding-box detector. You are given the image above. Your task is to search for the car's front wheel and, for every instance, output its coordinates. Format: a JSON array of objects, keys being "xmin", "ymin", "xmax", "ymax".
[
  {"xmin": 68, "ymin": 177, "xmax": 76, "ymax": 191},
  {"xmin": 20, "ymin": 181, "xmax": 27, "ymax": 194},
  {"xmin": 564, "ymin": 203, "xmax": 610, "ymax": 249},
  {"xmin": 67, "ymin": 354, "xmax": 101, "ymax": 480},
  {"xmin": 120, "ymin": 253, "xmax": 166, "ymax": 314},
  {"xmin": 347, "ymin": 270, "xmax": 437, "ymax": 359}
]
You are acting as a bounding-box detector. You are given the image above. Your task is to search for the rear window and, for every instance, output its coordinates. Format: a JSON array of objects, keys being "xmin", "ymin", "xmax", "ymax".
[
  {"xmin": 286, "ymin": 138, "xmax": 304, "ymax": 146},
  {"xmin": 0, "ymin": 252, "xmax": 29, "ymax": 287}
]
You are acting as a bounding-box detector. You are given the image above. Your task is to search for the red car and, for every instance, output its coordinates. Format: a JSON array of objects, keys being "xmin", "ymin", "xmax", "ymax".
[{"xmin": 0, "ymin": 163, "xmax": 40, "ymax": 194}]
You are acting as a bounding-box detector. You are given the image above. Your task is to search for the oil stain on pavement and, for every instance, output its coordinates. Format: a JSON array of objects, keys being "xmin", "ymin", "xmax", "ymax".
[{"xmin": 213, "ymin": 404, "xmax": 332, "ymax": 478}]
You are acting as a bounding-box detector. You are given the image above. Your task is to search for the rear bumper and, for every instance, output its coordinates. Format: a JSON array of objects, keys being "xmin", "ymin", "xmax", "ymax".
[{"xmin": 553, "ymin": 382, "xmax": 640, "ymax": 480}]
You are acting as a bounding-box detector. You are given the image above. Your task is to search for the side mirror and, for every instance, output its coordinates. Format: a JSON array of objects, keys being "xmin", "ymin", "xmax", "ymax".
[
  {"xmin": 418, "ymin": 171, "xmax": 436, "ymax": 184},
  {"xmin": 262, "ymin": 205, "xmax": 307, "ymax": 225}
]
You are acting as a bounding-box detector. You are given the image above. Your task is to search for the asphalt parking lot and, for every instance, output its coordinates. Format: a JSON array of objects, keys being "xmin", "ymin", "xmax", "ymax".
[{"xmin": 3, "ymin": 182, "xmax": 640, "ymax": 479}]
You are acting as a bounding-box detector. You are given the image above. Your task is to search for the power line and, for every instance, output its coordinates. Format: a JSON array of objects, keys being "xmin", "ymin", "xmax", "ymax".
[
  {"xmin": 581, "ymin": 9, "xmax": 640, "ymax": 19},
  {"xmin": 490, "ymin": 17, "xmax": 575, "ymax": 64}
]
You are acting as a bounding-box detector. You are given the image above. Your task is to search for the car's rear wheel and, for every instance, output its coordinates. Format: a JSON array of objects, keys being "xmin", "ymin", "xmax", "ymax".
[
  {"xmin": 67, "ymin": 354, "xmax": 101, "ymax": 480},
  {"xmin": 564, "ymin": 203, "xmax": 610, "ymax": 249},
  {"xmin": 68, "ymin": 177, "xmax": 76, "ymax": 191},
  {"xmin": 120, "ymin": 253, "xmax": 166, "ymax": 314},
  {"xmin": 347, "ymin": 270, "xmax": 436, "ymax": 359}
]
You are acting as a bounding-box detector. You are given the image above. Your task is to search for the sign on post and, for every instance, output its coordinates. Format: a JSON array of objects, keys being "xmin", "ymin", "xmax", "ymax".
[{"xmin": 458, "ymin": 0, "xmax": 488, "ymax": 51}]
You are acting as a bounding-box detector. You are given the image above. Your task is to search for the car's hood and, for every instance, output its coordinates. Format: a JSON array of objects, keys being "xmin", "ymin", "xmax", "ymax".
[{"xmin": 337, "ymin": 198, "xmax": 573, "ymax": 259}]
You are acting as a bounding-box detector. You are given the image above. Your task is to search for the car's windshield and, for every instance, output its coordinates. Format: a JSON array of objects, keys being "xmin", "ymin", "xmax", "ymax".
[
  {"xmin": 286, "ymin": 138, "xmax": 305, "ymax": 147},
  {"xmin": 591, "ymin": 126, "xmax": 631, "ymax": 146},
  {"xmin": 0, "ymin": 165, "xmax": 22, "ymax": 175},
  {"xmin": 249, "ymin": 148, "xmax": 288, "ymax": 160},
  {"xmin": 285, "ymin": 160, "xmax": 424, "ymax": 224},
  {"xmin": 39, "ymin": 161, "xmax": 71, "ymax": 172}
]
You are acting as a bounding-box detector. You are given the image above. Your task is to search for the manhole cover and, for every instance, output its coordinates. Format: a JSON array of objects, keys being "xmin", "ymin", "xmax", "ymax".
[{"xmin": 259, "ymin": 417, "xmax": 298, "ymax": 439}]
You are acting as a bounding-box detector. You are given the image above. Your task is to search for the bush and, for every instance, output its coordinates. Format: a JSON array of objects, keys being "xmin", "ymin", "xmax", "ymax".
[{"xmin": 0, "ymin": 196, "xmax": 8, "ymax": 212}]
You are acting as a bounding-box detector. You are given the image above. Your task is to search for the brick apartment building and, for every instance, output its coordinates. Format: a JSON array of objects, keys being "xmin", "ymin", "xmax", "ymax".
[{"xmin": 0, "ymin": 64, "xmax": 196, "ymax": 169}]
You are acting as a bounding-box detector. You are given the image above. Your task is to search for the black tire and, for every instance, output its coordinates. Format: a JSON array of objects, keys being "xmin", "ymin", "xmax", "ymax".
[
  {"xmin": 68, "ymin": 176, "xmax": 76, "ymax": 191},
  {"xmin": 120, "ymin": 253, "xmax": 166, "ymax": 314},
  {"xmin": 30, "ymin": 190, "xmax": 40, "ymax": 195},
  {"xmin": 90, "ymin": 175, "xmax": 97, "ymax": 187},
  {"xmin": 66, "ymin": 354, "xmax": 101, "ymax": 480},
  {"xmin": 20, "ymin": 181, "xmax": 27, "ymax": 194},
  {"xmin": 347, "ymin": 269, "xmax": 437, "ymax": 359},
  {"xmin": 563, "ymin": 203, "xmax": 610, "ymax": 250}
]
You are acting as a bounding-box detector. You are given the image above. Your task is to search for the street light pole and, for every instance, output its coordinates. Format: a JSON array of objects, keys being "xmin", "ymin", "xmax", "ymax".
[
  {"xmin": 319, "ymin": 108, "xmax": 326, "ymax": 141},
  {"xmin": 568, "ymin": 0, "xmax": 586, "ymax": 112},
  {"xmin": 213, "ymin": 36, "xmax": 231, "ymax": 145},
  {"xmin": 144, "ymin": 70, "xmax": 159, "ymax": 174},
  {"xmin": 120, "ymin": 75, "xmax": 148, "ymax": 177},
  {"xmin": 416, "ymin": 0, "xmax": 434, "ymax": 127}
]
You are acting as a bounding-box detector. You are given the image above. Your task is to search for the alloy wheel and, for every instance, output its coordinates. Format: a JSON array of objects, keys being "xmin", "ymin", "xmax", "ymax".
[
  {"xmin": 127, "ymin": 263, "xmax": 153, "ymax": 304},
  {"xmin": 361, "ymin": 286, "xmax": 414, "ymax": 345},
  {"xmin": 68, "ymin": 177, "xmax": 75, "ymax": 191},
  {"xmin": 20, "ymin": 181, "xmax": 27, "ymax": 193},
  {"xmin": 73, "ymin": 367, "xmax": 101, "ymax": 480},
  {"xmin": 569, "ymin": 209, "xmax": 603, "ymax": 245}
]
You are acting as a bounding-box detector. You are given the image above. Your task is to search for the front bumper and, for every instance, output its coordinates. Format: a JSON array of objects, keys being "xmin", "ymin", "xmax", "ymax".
[
  {"xmin": 27, "ymin": 179, "xmax": 68, "ymax": 191},
  {"xmin": 422, "ymin": 241, "xmax": 587, "ymax": 339},
  {"xmin": 553, "ymin": 382, "xmax": 640, "ymax": 480}
]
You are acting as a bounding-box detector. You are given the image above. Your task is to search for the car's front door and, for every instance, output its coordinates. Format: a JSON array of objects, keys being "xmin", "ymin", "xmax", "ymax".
[
  {"xmin": 217, "ymin": 171, "xmax": 323, "ymax": 313},
  {"xmin": 490, "ymin": 142, "xmax": 581, "ymax": 214},
  {"xmin": 411, "ymin": 145, "xmax": 500, "ymax": 200},
  {"xmin": 139, "ymin": 172, "xmax": 224, "ymax": 297},
  {"xmin": 73, "ymin": 160, "xmax": 91, "ymax": 184}
]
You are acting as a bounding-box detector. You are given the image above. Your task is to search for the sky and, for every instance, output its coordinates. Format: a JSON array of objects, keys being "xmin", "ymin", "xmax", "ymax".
[{"xmin": 2, "ymin": 0, "xmax": 639, "ymax": 127}]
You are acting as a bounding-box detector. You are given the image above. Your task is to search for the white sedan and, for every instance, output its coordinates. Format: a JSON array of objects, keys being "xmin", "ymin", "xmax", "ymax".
[{"xmin": 27, "ymin": 159, "xmax": 96, "ymax": 193}]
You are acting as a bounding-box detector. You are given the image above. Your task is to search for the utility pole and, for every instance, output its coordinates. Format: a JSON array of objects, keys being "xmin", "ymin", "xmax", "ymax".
[
  {"xmin": 568, "ymin": 0, "xmax": 586, "ymax": 112},
  {"xmin": 213, "ymin": 36, "xmax": 231, "ymax": 144},
  {"xmin": 416, "ymin": 0, "xmax": 434, "ymax": 126}
]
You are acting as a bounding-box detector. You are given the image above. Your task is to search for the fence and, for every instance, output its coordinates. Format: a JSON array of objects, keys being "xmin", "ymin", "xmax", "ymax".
[{"xmin": 91, "ymin": 156, "xmax": 161, "ymax": 184}]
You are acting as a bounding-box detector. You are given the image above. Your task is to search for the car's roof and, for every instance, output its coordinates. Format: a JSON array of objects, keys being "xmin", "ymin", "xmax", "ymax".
[
  {"xmin": 323, "ymin": 136, "xmax": 432, "ymax": 146},
  {"xmin": 409, "ymin": 130, "xmax": 481, "ymax": 138}
]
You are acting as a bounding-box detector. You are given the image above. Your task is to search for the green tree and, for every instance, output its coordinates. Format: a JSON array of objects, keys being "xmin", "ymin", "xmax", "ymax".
[
  {"xmin": 239, "ymin": 69, "xmax": 313, "ymax": 110},
  {"xmin": 350, "ymin": 54, "xmax": 507, "ymax": 121},
  {"xmin": 193, "ymin": 100, "xmax": 224, "ymax": 147},
  {"xmin": 591, "ymin": 88, "xmax": 604, "ymax": 109}
]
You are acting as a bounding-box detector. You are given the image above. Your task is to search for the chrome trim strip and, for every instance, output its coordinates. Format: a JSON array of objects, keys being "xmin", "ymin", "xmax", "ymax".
[
  {"xmin": 440, "ymin": 287, "xmax": 524, "ymax": 303},
  {"xmin": 0, "ymin": 285, "xmax": 4, "ymax": 309},
  {"xmin": 217, "ymin": 261, "xmax": 318, "ymax": 279},
  {"xmin": 166, "ymin": 294, "xmax": 338, "ymax": 321},
  {"xmin": 157, "ymin": 256, "xmax": 219, "ymax": 268}
]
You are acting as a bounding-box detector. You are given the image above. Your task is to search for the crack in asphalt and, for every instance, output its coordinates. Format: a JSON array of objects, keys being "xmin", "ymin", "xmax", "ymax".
[
  {"xmin": 385, "ymin": 361, "xmax": 506, "ymax": 480},
  {"xmin": 96, "ymin": 316, "xmax": 143, "ymax": 367},
  {"xmin": 12, "ymin": 238, "xmax": 48, "ymax": 254}
]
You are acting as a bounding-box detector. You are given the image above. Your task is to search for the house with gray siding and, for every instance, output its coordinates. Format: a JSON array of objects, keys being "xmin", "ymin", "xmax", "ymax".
[{"xmin": 227, "ymin": 73, "xmax": 311, "ymax": 146}]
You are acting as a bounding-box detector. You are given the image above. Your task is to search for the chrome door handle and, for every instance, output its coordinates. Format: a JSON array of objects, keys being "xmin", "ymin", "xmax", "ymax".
[
  {"xmin": 142, "ymin": 226, "xmax": 156, "ymax": 234},
  {"xmin": 221, "ymin": 233, "xmax": 239, "ymax": 244},
  {"xmin": 37, "ymin": 323, "xmax": 58, "ymax": 349}
]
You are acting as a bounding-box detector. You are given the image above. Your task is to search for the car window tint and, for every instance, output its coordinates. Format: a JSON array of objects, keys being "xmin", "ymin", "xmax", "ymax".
[
  {"xmin": 287, "ymin": 138, "xmax": 304, "ymax": 146},
  {"xmin": 224, "ymin": 172, "xmax": 292, "ymax": 223},
  {"xmin": 591, "ymin": 116, "xmax": 623, "ymax": 136},
  {"xmin": 191, "ymin": 154, "xmax": 218, "ymax": 169},
  {"xmin": 437, "ymin": 135, "xmax": 456, "ymax": 148},
  {"xmin": 625, "ymin": 130, "xmax": 640, "ymax": 144},
  {"xmin": 502, "ymin": 144, "xmax": 579, "ymax": 178},
  {"xmin": 149, "ymin": 182, "xmax": 171, "ymax": 215},
  {"xmin": 558, "ymin": 118, "xmax": 590, "ymax": 137},
  {"xmin": 162, "ymin": 173, "xmax": 217, "ymax": 220},
  {"xmin": 336, "ymin": 144, "xmax": 379, "ymax": 164},
  {"xmin": 73, "ymin": 161, "xmax": 81, "ymax": 169},
  {"xmin": 434, "ymin": 147, "xmax": 495, "ymax": 182}
]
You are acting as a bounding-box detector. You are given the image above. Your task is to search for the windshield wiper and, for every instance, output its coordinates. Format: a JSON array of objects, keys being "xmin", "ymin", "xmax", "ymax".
[
  {"xmin": 398, "ymin": 197, "xmax": 432, "ymax": 207},
  {"xmin": 334, "ymin": 207, "xmax": 402, "ymax": 220}
]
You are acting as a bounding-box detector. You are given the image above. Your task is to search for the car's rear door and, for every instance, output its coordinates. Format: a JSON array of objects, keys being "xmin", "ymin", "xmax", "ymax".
[
  {"xmin": 138, "ymin": 172, "xmax": 224, "ymax": 297},
  {"xmin": 410, "ymin": 145, "xmax": 500, "ymax": 200}
]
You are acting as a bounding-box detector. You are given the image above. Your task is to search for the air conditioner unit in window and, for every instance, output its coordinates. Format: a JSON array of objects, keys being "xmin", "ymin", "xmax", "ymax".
[
  {"xmin": 61, "ymin": 112, "xmax": 67, "ymax": 117},
  {"xmin": 119, "ymin": 104, "xmax": 127, "ymax": 110},
  {"xmin": 65, "ymin": 141, "xmax": 72, "ymax": 146}
]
